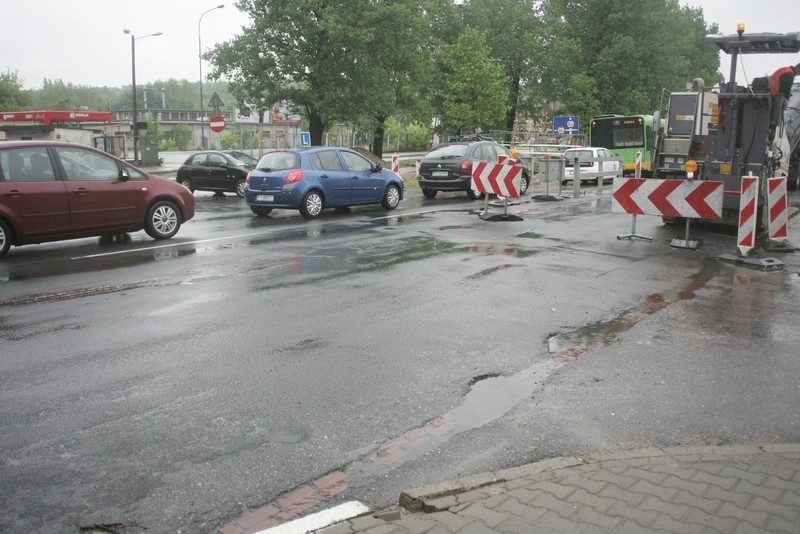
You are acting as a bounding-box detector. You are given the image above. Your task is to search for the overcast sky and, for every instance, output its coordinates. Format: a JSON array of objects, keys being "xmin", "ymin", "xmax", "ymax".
[{"xmin": 2, "ymin": 0, "xmax": 798, "ymax": 93}]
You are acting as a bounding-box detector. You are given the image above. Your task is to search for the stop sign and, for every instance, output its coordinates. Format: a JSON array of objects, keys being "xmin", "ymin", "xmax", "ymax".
[{"xmin": 209, "ymin": 115, "xmax": 226, "ymax": 133}]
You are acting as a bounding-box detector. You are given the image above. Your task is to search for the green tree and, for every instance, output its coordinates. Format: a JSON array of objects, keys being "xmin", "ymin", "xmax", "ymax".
[
  {"xmin": 220, "ymin": 132, "xmax": 237, "ymax": 149},
  {"xmin": 327, "ymin": 0, "xmax": 436, "ymax": 156},
  {"xmin": 381, "ymin": 116, "xmax": 405, "ymax": 152},
  {"xmin": 145, "ymin": 113, "xmax": 161, "ymax": 144},
  {"xmin": 170, "ymin": 124, "xmax": 192, "ymax": 151},
  {"xmin": 461, "ymin": 0, "xmax": 543, "ymax": 131},
  {"xmin": 208, "ymin": 1, "xmax": 343, "ymax": 146},
  {"xmin": 432, "ymin": 28, "xmax": 508, "ymax": 135},
  {"xmin": 208, "ymin": 0, "xmax": 434, "ymax": 155},
  {"xmin": 426, "ymin": 0, "xmax": 466, "ymax": 46},
  {"xmin": 0, "ymin": 70, "xmax": 32, "ymax": 110},
  {"xmin": 407, "ymin": 121, "xmax": 431, "ymax": 151},
  {"xmin": 31, "ymin": 79, "xmax": 117, "ymax": 110},
  {"xmin": 108, "ymin": 79, "xmax": 234, "ymax": 113},
  {"xmin": 532, "ymin": 0, "xmax": 720, "ymax": 127}
]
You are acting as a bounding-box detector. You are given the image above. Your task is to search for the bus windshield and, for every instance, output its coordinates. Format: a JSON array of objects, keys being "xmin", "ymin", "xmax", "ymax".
[{"xmin": 590, "ymin": 115, "xmax": 655, "ymax": 175}]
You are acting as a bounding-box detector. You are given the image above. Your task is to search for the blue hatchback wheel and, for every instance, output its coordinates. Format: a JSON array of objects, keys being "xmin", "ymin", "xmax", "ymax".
[
  {"xmin": 300, "ymin": 191, "xmax": 324, "ymax": 219},
  {"xmin": 382, "ymin": 184, "xmax": 401, "ymax": 209}
]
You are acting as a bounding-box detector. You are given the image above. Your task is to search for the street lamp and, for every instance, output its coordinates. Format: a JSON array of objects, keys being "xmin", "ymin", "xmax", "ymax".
[
  {"xmin": 123, "ymin": 29, "xmax": 163, "ymax": 163},
  {"xmin": 199, "ymin": 4, "xmax": 225, "ymax": 150}
]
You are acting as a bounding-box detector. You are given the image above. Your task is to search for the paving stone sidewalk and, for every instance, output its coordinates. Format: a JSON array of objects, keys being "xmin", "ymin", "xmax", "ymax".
[{"xmin": 319, "ymin": 443, "xmax": 800, "ymax": 533}]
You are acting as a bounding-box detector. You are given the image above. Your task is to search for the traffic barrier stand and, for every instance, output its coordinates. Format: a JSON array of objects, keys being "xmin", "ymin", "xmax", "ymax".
[
  {"xmin": 764, "ymin": 176, "xmax": 797, "ymax": 252},
  {"xmin": 615, "ymin": 152, "xmax": 654, "ymax": 241},
  {"xmin": 489, "ymin": 154, "xmax": 524, "ymax": 208},
  {"xmin": 471, "ymin": 159, "xmax": 523, "ymax": 221},
  {"xmin": 718, "ymin": 176, "xmax": 786, "ymax": 271},
  {"xmin": 611, "ymin": 177, "xmax": 724, "ymax": 248},
  {"xmin": 671, "ymin": 217, "xmax": 700, "ymax": 250},
  {"xmin": 532, "ymin": 154, "xmax": 566, "ymax": 201},
  {"xmin": 616, "ymin": 211, "xmax": 654, "ymax": 242}
]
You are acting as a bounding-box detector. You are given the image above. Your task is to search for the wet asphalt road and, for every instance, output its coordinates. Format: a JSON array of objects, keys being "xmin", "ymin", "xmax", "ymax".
[{"xmin": 1, "ymin": 184, "xmax": 799, "ymax": 532}]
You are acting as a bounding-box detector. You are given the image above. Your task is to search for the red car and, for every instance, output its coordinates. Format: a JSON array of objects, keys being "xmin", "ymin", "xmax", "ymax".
[{"xmin": 0, "ymin": 141, "xmax": 195, "ymax": 258}]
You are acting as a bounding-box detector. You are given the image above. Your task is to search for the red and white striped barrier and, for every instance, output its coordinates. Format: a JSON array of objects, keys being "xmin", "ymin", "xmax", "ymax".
[
  {"xmin": 611, "ymin": 178, "xmax": 723, "ymax": 219},
  {"xmin": 737, "ymin": 176, "xmax": 759, "ymax": 256},
  {"xmin": 496, "ymin": 154, "xmax": 510, "ymax": 200},
  {"xmin": 767, "ymin": 177, "xmax": 788, "ymax": 243},
  {"xmin": 471, "ymin": 161, "xmax": 522, "ymax": 198},
  {"xmin": 613, "ymin": 177, "xmax": 723, "ymax": 246},
  {"xmin": 391, "ymin": 154, "xmax": 400, "ymax": 175},
  {"xmin": 634, "ymin": 151, "xmax": 642, "ymax": 179},
  {"xmin": 415, "ymin": 159, "xmax": 421, "ymax": 177}
]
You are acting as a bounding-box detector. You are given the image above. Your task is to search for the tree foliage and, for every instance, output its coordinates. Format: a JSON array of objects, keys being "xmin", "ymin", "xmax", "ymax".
[
  {"xmin": 460, "ymin": 0, "xmax": 543, "ymax": 130},
  {"xmin": 29, "ymin": 79, "xmax": 118, "ymax": 111},
  {"xmin": 433, "ymin": 28, "xmax": 508, "ymax": 134},
  {"xmin": 169, "ymin": 123, "xmax": 192, "ymax": 150},
  {"xmin": 207, "ymin": 0, "xmax": 433, "ymax": 155},
  {"xmin": 531, "ymin": 0, "xmax": 720, "ymax": 123},
  {"xmin": 207, "ymin": 0, "xmax": 354, "ymax": 146},
  {"xmin": 0, "ymin": 70, "xmax": 32, "ymax": 111}
]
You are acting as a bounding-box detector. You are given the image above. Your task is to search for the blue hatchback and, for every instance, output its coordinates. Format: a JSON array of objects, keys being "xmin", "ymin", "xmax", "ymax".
[{"xmin": 244, "ymin": 147, "xmax": 404, "ymax": 219}]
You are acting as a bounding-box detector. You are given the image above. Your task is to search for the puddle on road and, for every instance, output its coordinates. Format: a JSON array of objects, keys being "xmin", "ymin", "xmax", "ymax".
[
  {"xmin": 549, "ymin": 260, "xmax": 724, "ymax": 361},
  {"xmin": 0, "ymin": 234, "xmax": 539, "ymax": 307},
  {"xmin": 223, "ymin": 258, "xmax": 730, "ymax": 530},
  {"xmin": 246, "ymin": 236, "xmax": 539, "ymax": 284}
]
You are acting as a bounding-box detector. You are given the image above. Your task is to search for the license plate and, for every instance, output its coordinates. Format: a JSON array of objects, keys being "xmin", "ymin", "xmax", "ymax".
[
  {"xmin": 431, "ymin": 170, "xmax": 449, "ymax": 177},
  {"xmin": 256, "ymin": 194, "xmax": 274, "ymax": 202}
]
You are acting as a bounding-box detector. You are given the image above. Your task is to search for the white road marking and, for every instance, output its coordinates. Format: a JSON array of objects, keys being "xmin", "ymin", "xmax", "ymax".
[
  {"xmin": 69, "ymin": 232, "xmax": 265, "ymax": 260},
  {"xmin": 255, "ymin": 501, "xmax": 370, "ymax": 534}
]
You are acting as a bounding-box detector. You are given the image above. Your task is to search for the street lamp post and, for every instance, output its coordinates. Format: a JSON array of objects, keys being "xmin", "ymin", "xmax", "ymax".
[
  {"xmin": 123, "ymin": 29, "xmax": 163, "ymax": 163},
  {"xmin": 199, "ymin": 4, "xmax": 225, "ymax": 150}
]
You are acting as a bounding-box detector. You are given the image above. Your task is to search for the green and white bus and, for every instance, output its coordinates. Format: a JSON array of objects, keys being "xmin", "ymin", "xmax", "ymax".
[{"xmin": 589, "ymin": 114, "xmax": 657, "ymax": 176}]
